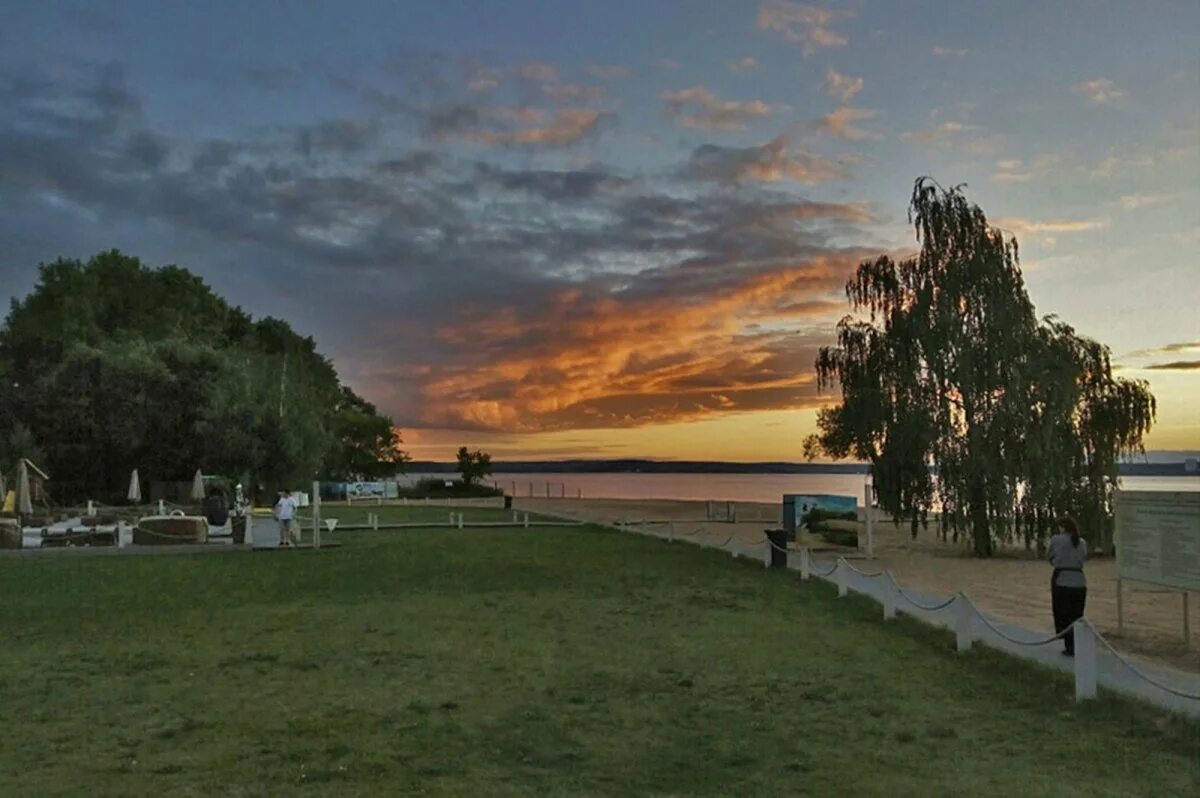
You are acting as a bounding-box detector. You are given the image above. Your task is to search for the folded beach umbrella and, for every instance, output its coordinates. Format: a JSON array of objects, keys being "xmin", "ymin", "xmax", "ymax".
[
  {"xmin": 127, "ymin": 469, "xmax": 142, "ymax": 503},
  {"xmin": 16, "ymin": 459, "xmax": 32, "ymax": 516},
  {"xmin": 190, "ymin": 469, "xmax": 205, "ymax": 501}
]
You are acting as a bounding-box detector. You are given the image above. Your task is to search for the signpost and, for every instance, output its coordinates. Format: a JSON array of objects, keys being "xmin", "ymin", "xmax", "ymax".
[{"xmin": 1114, "ymin": 491, "xmax": 1200, "ymax": 644}]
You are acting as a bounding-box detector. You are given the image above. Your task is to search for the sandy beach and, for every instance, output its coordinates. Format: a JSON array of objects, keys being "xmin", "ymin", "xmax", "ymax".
[{"xmin": 516, "ymin": 496, "xmax": 1200, "ymax": 674}]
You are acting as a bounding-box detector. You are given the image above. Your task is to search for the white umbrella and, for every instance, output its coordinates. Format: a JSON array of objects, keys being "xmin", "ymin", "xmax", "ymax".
[
  {"xmin": 190, "ymin": 469, "xmax": 205, "ymax": 501},
  {"xmin": 127, "ymin": 469, "xmax": 141, "ymax": 503},
  {"xmin": 16, "ymin": 459, "xmax": 32, "ymax": 516}
]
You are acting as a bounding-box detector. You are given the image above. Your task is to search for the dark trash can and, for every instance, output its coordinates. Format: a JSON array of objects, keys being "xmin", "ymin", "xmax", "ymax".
[{"xmin": 765, "ymin": 528, "xmax": 788, "ymax": 569}]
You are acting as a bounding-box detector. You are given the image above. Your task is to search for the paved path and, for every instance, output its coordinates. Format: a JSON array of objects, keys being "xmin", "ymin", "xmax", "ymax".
[{"xmin": 627, "ymin": 522, "xmax": 1200, "ymax": 719}]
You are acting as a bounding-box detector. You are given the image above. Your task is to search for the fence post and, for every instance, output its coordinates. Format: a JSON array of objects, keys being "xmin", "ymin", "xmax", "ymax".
[
  {"xmin": 449, "ymin": 511, "xmax": 455, "ymax": 526},
  {"xmin": 836, "ymin": 558, "xmax": 847, "ymax": 597},
  {"xmin": 523, "ymin": 513, "xmax": 529, "ymax": 528},
  {"xmin": 955, "ymin": 595, "xmax": 973, "ymax": 653},
  {"xmin": 372, "ymin": 512, "xmax": 379, "ymax": 531},
  {"xmin": 1074, "ymin": 620, "xmax": 1097, "ymax": 702},
  {"xmin": 883, "ymin": 572, "xmax": 896, "ymax": 620},
  {"xmin": 457, "ymin": 512, "xmax": 464, "ymax": 529},
  {"xmin": 800, "ymin": 548, "xmax": 810, "ymax": 581}
]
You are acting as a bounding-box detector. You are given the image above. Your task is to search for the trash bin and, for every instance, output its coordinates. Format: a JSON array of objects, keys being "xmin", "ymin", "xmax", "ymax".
[
  {"xmin": 764, "ymin": 528, "xmax": 788, "ymax": 569},
  {"xmin": 504, "ymin": 495, "xmax": 513, "ymax": 510}
]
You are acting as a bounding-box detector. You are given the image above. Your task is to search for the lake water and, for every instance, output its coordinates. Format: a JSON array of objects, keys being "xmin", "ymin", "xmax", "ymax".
[{"xmin": 404, "ymin": 472, "xmax": 1199, "ymax": 505}]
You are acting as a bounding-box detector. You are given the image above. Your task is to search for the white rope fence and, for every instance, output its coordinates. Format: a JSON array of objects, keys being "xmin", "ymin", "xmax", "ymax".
[{"xmin": 640, "ymin": 526, "xmax": 1200, "ymax": 711}]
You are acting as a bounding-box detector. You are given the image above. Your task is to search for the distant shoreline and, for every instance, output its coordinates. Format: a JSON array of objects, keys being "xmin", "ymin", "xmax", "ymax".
[{"xmin": 406, "ymin": 459, "xmax": 1198, "ymax": 478}]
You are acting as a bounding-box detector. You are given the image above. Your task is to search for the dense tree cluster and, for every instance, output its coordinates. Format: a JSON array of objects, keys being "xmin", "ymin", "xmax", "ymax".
[
  {"xmin": 0, "ymin": 251, "xmax": 407, "ymax": 501},
  {"xmin": 808, "ymin": 180, "xmax": 1155, "ymax": 556}
]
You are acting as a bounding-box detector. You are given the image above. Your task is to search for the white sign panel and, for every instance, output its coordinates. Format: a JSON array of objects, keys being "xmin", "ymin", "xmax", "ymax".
[{"xmin": 1115, "ymin": 491, "xmax": 1200, "ymax": 591}]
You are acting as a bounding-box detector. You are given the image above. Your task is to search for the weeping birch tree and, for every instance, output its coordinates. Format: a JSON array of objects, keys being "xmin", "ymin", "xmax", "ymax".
[{"xmin": 807, "ymin": 179, "xmax": 1155, "ymax": 556}]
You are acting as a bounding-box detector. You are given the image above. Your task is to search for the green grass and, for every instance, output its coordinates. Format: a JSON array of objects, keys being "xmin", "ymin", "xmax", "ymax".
[{"xmin": 1, "ymin": 526, "xmax": 1196, "ymax": 796}]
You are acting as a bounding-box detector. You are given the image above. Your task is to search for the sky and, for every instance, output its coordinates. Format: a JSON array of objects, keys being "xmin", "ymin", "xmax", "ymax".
[{"xmin": 1, "ymin": 1, "xmax": 1197, "ymax": 462}]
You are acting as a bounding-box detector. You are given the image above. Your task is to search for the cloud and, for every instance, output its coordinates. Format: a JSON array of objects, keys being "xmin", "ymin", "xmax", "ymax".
[
  {"xmin": 1144, "ymin": 361, "xmax": 1200, "ymax": 371},
  {"xmin": 683, "ymin": 136, "xmax": 852, "ymax": 184},
  {"xmin": 814, "ymin": 106, "xmax": 878, "ymax": 140},
  {"xmin": 990, "ymin": 158, "xmax": 1032, "ymax": 183},
  {"xmin": 587, "ymin": 64, "xmax": 631, "ymax": 79},
  {"xmin": 657, "ymin": 58, "xmax": 681, "ymax": 70},
  {"xmin": 757, "ymin": 2, "xmax": 852, "ymax": 56},
  {"xmin": 426, "ymin": 104, "xmax": 606, "ymax": 147},
  {"xmin": 0, "ymin": 59, "xmax": 880, "ymax": 435},
  {"xmin": 931, "ymin": 45, "xmax": 969, "ymax": 56},
  {"xmin": 901, "ymin": 120, "xmax": 1001, "ymax": 155},
  {"xmin": 516, "ymin": 61, "xmax": 558, "ymax": 82},
  {"xmin": 662, "ymin": 86, "xmax": 773, "ymax": 131},
  {"xmin": 728, "ymin": 57, "xmax": 759, "ymax": 74},
  {"xmin": 824, "ymin": 67, "xmax": 862, "ymax": 103},
  {"xmin": 466, "ymin": 67, "xmax": 502, "ymax": 92},
  {"xmin": 991, "ymin": 215, "xmax": 1107, "ymax": 246},
  {"xmin": 1125, "ymin": 341, "xmax": 1200, "ymax": 358},
  {"xmin": 542, "ymin": 83, "xmax": 607, "ymax": 104},
  {"xmin": 1073, "ymin": 78, "xmax": 1124, "ymax": 105},
  {"xmin": 1119, "ymin": 193, "xmax": 1177, "ymax": 210}
]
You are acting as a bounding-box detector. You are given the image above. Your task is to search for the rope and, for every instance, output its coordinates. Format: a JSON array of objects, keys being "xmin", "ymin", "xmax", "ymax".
[
  {"xmin": 887, "ymin": 574, "xmax": 958, "ymax": 611},
  {"xmin": 809, "ymin": 557, "xmax": 838, "ymax": 577},
  {"xmin": 1091, "ymin": 627, "xmax": 1200, "ymax": 701},
  {"xmin": 973, "ymin": 609, "xmax": 1073, "ymax": 647},
  {"xmin": 841, "ymin": 558, "xmax": 885, "ymax": 578}
]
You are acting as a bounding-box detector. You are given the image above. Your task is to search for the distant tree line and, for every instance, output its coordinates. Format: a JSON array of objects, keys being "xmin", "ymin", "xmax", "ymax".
[{"xmin": 0, "ymin": 251, "xmax": 408, "ymax": 502}]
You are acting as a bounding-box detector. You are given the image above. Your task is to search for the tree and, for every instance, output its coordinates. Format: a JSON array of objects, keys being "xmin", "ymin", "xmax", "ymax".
[
  {"xmin": 0, "ymin": 250, "xmax": 409, "ymax": 500},
  {"xmin": 456, "ymin": 447, "xmax": 492, "ymax": 487},
  {"xmin": 807, "ymin": 179, "xmax": 1155, "ymax": 556}
]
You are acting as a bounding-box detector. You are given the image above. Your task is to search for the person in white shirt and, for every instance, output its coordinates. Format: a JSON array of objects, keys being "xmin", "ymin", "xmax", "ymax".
[
  {"xmin": 1048, "ymin": 516, "xmax": 1088, "ymax": 656},
  {"xmin": 274, "ymin": 490, "xmax": 298, "ymax": 546}
]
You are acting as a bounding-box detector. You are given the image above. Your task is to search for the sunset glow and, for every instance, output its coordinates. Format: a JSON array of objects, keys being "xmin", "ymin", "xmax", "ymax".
[{"xmin": 2, "ymin": 2, "xmax": 1196, "ymax": 460}]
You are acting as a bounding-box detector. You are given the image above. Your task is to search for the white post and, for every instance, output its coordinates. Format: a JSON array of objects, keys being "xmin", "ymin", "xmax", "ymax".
[
  {"xmin": 457, "ymin": 512, "xmax": 464, "ymax": 529},
  {"xmin": 449, "ymin": 511, "xmax": 455, "ymax": 526},
  {"xmin": 668, "ymin": 522, "xmax": 675, "ymax": 543},
  {"xmin": 372, "ymin": 512, "xmax": 379, "ymax": 531},
  {"xmin": 883, "ymin": 572, "xmax": 896, "ymax": 620},
  {"xmin": 512, "ymin": 510, "xmax": 518, "ymax": 523},
  {"xmin": 523, "ymin": 513, "xmax": 529, "ymax": 528},
  {"xmin": 763, "ymin": 540, "xmax": 770, "ymax": 568},
  {"xmin": 955, "ymin": 595, "xmax": 973, "ymax": 653},
  {"xmin": 836, "ymin": 558, "xmax": 847, "ymax": 597},
  {"xmin": 158, "ymin": 499, "xmax": 165, "ymax": 515},
  {"xmin": 864, "ymin": 478, "xmax": 874, "ymax": 558},
  {"xmin": 1074, "ymin": 620, "xmax": 1097, "ymax": 701},
  {"xmin": 800, "ymin": 548, "xmax": 811, "ymax": 581},
  {"xmin": 87, "ymin": 500, "xmax": 95, "ymax": 517},
  {"xmin": 312, "ymin": 480, "xmax": 321, "ymax": 550}
]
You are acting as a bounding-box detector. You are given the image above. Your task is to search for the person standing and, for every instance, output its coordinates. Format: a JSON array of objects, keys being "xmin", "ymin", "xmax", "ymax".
[
  {"xmin": 1048, "ymin": 516, "xmax": 1088, "ymax": 656},
  {"xmin": 275, "ymin": 489, "xmax": 298, "ymax": 547}
]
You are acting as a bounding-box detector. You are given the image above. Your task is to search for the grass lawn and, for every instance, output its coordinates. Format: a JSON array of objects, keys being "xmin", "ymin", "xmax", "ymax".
[{"xmin": 1, "ymin": 526, "xmax": 1197, "ymax": 796}]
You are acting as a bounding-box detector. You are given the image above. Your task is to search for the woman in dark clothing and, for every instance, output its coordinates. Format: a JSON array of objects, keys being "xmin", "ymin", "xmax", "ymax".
[{"xmin": 1048, "ymin": 516, "xmax": 1088, "ymax": 656}]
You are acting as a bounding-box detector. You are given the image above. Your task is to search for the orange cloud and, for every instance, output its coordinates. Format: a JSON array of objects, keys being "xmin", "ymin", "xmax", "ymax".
[
  {"xmin": 824, "ymin": 67, "xmax": 863, "ymax": 103},
  {"xmin": 662, "ymin": 86, "xmax": 773, "ymax": 130},
  {"xmin": 758, "ymin": 2, "xmax": 852, "ymax": 56}
]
